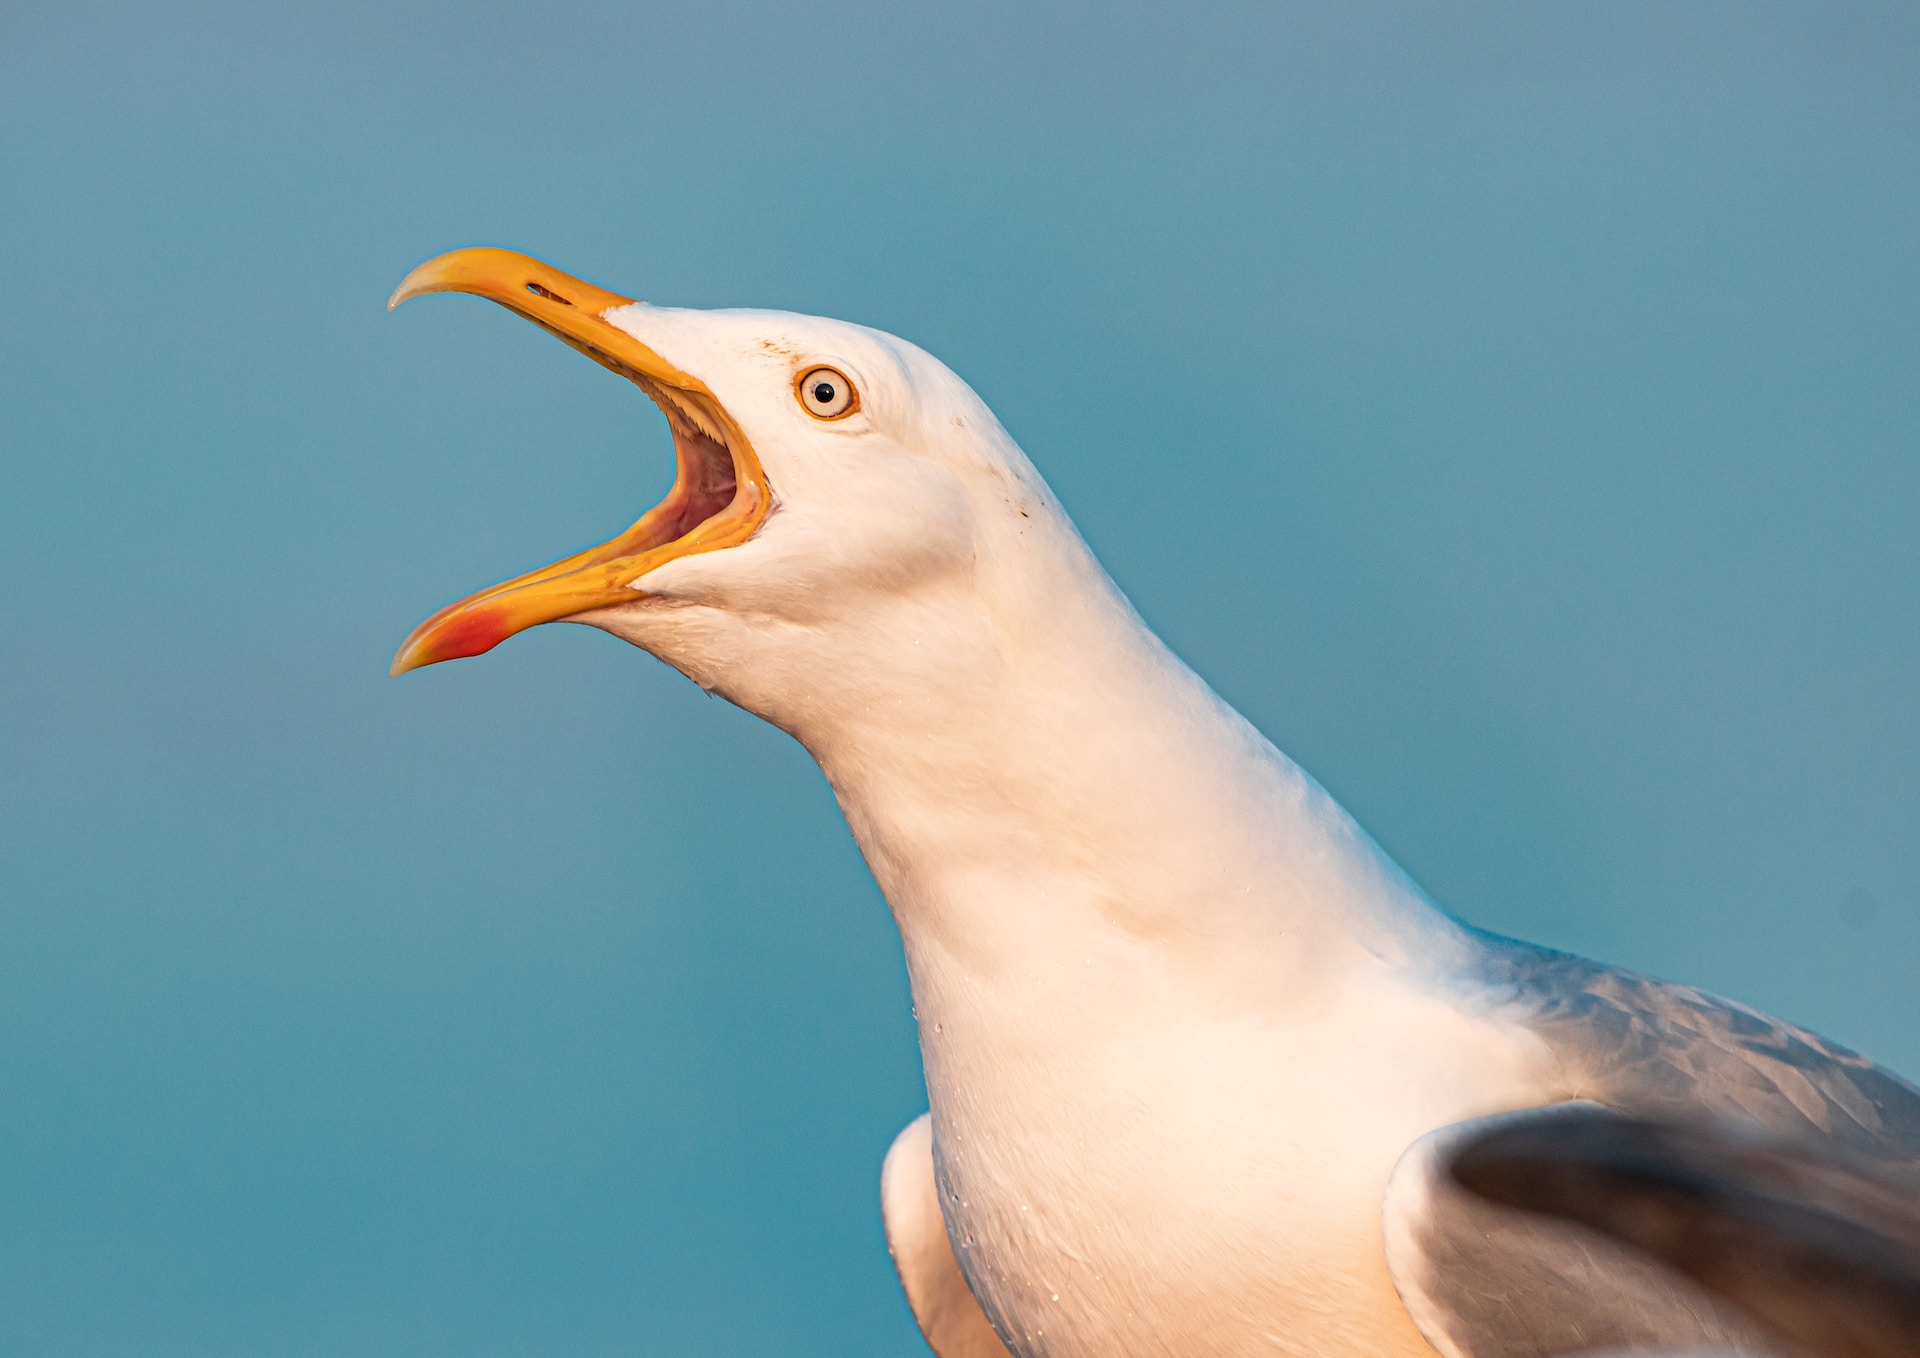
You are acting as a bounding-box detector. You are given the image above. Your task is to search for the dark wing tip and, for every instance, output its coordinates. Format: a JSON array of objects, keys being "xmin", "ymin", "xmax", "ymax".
[{"xmin": 1450, "ymin": 1107, "xmax": 1920, "ymax": 1358}]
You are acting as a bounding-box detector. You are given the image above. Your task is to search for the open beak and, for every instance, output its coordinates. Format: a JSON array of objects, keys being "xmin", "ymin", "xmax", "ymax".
[{"xmin": 386, "ymin": 248, "xmax": 771, "ymax": 676}]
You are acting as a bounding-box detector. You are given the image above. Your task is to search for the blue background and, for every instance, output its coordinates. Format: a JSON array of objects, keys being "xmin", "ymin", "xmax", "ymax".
[{"xmin": 2, "ymin": 3, "xmax": 1916, "ymax": 1353}]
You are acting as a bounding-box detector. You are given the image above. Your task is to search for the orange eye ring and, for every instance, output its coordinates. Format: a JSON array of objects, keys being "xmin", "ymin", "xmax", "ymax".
[{"xmin": 796, "ymin": 366, "xmax": 859, "ymax": 420}]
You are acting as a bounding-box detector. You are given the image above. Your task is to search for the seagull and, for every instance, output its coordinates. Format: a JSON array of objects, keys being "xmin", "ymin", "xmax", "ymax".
[{"xmin": 387, "ymin": 248, "xmax": 1920, "ymax": 1358}]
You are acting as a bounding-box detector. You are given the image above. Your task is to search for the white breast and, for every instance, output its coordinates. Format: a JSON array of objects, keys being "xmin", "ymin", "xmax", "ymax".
[{"xmin": 917, "ymin": 949, "xmax": 1552, "ymax": 1358}]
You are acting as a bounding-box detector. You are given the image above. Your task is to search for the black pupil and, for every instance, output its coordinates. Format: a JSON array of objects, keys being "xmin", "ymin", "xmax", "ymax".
[{"xmin": 812, "ymin": 381, "xmax": 836, "ymax": 405}]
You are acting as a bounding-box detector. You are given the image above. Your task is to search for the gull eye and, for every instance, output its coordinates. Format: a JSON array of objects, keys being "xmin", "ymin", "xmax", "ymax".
[{"xmin": 797, "ymin": 366, "xmax": 857, "ymax": 420}]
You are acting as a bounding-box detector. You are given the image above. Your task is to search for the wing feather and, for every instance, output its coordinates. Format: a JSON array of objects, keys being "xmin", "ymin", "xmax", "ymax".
[
  {"xmin": 881, "ymin": 1114, "xmax": 1015, "ymax": 1358},
  {"xmin": 1384, "ymin": 940, "xmax": 1920, "ymax": 1358},
  {"xmin": 1450, "ymin": 1105, "xmax": 1920, "ymax": 1358}
]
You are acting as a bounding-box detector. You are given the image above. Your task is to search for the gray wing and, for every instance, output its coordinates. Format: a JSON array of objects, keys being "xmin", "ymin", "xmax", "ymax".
[
  {"xmin": 1385, "ymin": 1104, "xmax": 1793, "ymax": 1358},
  {"xmin": 1477, "ymin": 937, "xmax": 1920, "ymax": 1161},
  {"xmin": 1450, "ymin": 1105, "xmax": 1920, "ymax": 1358},
  {"xmin": 1383, "ymin": 937, "xmax": 1920, "ymax": 1358}
]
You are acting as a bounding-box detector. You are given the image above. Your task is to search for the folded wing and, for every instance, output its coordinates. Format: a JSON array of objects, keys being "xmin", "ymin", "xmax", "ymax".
[{"xmin": 882, "ymin": 1114, "xmax": 1016, "ymax": 1358}]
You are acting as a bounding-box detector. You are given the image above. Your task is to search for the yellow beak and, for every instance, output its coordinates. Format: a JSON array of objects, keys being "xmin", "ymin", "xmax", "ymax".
[{"xmin": 387, "ymin": 248, "xmax": 771, "ymax": 675}]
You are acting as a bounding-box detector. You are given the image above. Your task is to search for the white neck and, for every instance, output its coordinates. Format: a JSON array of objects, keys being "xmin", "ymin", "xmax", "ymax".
[{"xmin": 692, "ymin": 508, "xmax": 1472, "ymax": 1021}]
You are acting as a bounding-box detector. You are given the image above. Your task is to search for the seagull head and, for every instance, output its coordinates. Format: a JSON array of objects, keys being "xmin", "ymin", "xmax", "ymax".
[
  {"xmin": 388, "ymin": 249, "xmax": 1450, "ymax": 978},
  {"xmin": 390, "ymin": 248, "xmax": 1070, "ymax": 724}
]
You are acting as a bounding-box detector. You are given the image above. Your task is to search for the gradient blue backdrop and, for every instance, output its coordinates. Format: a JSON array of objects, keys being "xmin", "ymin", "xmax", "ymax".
[{"xmin": 2, "ymin": 3, "xmax": 1916, "ymax": 1354}]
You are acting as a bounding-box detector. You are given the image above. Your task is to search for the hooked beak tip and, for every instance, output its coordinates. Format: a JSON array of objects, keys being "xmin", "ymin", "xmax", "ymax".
[{"xmin": 386, "ymin": 271, "xmax": 431, "ymax": 312}]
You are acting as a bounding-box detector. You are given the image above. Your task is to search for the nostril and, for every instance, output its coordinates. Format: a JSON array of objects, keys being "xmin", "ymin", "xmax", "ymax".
[{"xmin": 525, "ymin": 282, "xmax": 572, "ymax": 305}]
